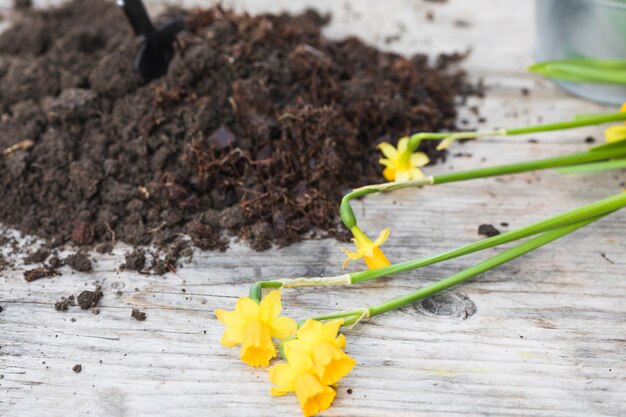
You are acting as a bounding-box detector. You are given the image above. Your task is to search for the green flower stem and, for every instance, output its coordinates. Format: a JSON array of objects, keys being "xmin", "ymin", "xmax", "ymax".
[
  {"xmin": 557, "ymin": 158, "xmax": 626, "ymax": 174},
  {"xmin": 249, "ymin": 281, "xmax": 282, "ymax": 302},
  {"xmin": 529, "ymin": 60, "xmax": 626, "ymax": 85},
  {"xmin": 432, "ymin": 144, "xmax": 626, "ymax": 184},
  {"xmin": 407, "ymin": 110, "xmax": 626, "ymax": 151},
  {"xmin": 248, "ymin": 192, "xmax": 625, "ymax": 298},
  {"xmin": 364, "ymin": 217, "xmax": 596, "ymax": 319},
  {"xmin": 340, "ymin": 143, "xmax": 626, "ymax": 228},
  {"xmin": 350, "ymin": 192, "xmax": 626, "ymax": 284},
  {"xmin": 334, "ymin": 215, "xmax": 602, "ymax": 326},
  {"xmin": 504, "ymin": 110, "xmax": 626, "ymax": 135}
]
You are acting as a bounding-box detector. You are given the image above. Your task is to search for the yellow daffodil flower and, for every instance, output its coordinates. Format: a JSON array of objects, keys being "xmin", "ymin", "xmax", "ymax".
[
  {"xmin": 604, "ymin": 103, "xmax": 626, "ymax": 143},
  {"xmin": 378, "ymin": 136, "xmax": 430, "ymax": 182},
  {"xmin": 284, "ymin": 319, "xmax": 355, "ymax": 385},
  {"xmin": 269, "ymin": 350, "xmax": 336, "ymax": 417},
  {"xmin": 341, "ymin": 225, "xmax": 390, "ymax": 270},
  {"xmin": 216, "ymin": 290, "xmax": 297, "ymax": 367}
]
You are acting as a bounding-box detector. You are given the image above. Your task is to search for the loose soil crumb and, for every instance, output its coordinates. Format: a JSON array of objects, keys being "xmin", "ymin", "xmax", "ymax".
[
  {"xmin": 478, "ymin": 224, "xmax": 500, "ymax": 237},
  {"xmin": 77, "ymin": 286, "xmax": 102, "ymax": 309},
  {"xmin": 54, "ymin": 295, "xmax": 75, "ymax": 311},
  {"xmin": 24, "ymin": 267, "xmax": 60, "ymax": 282},
  {"xmin": 23, "ymin": 247, "xmax": 50, "ymax": 264},
  {"xmin": 122, "ymin": 249, "xmax": 146, "ymax": 271},
  {"xmin": 0, "ymin": 0, "xmax": 479, "ymax": 257},
  {"xmin": 72, "ymin": 364, "xmax": 82, "ymax": 373},
  {"xmin": 64, "ymin": 252, "xmax": 92, "ymax": 272},
  {"xmin": 131, "ymin": 308, "xmax": 147, "ymax": 321}
]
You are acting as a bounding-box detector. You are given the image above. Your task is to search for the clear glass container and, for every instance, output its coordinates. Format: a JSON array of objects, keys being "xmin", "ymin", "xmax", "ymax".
[{"xmin": 536, "ymin": 0, "xmax": 626, "ymax": 104}]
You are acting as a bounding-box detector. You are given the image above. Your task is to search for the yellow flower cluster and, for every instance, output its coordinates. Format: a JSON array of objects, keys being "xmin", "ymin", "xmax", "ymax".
[
  {"xmin": 216, "ymin": 291, "xmax": 355, "ymax": 416},
  {"xmin": 270, "ymin": 319, "xmax": 355, "ymax": 416},
  {"xmin": 605, "ymin": 103, "xmax": 626, "ymax": 144}
]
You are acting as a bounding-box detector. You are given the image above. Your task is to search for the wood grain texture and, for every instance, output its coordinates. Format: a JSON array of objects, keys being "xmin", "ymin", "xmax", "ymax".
[{"xmin": 1, "ymin": 1, "xmax": 625, "ymax": 416}]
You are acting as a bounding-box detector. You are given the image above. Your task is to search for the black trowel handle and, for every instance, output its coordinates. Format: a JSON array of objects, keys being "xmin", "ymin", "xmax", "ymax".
[{"xmin": 117, "ymin": 0, "xmax": 157, "ymax": 40}]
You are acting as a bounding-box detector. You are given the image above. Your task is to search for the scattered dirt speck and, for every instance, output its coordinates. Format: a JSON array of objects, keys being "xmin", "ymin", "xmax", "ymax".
[
  {"xmin": 64, "ymin": 252, "xmax": 92, "ymax": 272},
  {"xmin": 77, "ymin": 286, "xmax": 102, "ymax": 309},
  {"xmin": 478, "ymin": 224, "xmax": 500, "ymax": 237},
  {"xmin": 72, "ymin": 364, "xmax": 82, "ymax": 373},
  {"xmin": 131, "ymin": 308, "xmax": 147, "ymax": 321},
  {"xmin": 121, "ymin": 249, "xmax": 146, "ymax": 271},
  {"xmin": 24, "ymin": 267, "xmax": 60, "ymax": 282}
]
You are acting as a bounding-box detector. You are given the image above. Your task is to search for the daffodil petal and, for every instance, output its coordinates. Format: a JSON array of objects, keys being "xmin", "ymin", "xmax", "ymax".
[
  {"xmin": 382, "ymin": 166, "xmax": 396, "ymax": 182},
  {"xmin": 220, "ymin": 327, "xmax": 244, "ymax": 347},
  {"xmin": 335, "ymin": 334, "xmax": 346, "ymax": 350},
  {"xmin": 395, "ymin": 170, "xmax": 410, "ymax": 182},
  {"xmin": 397, "ymin": 137, "xmax": 409, "ymax": 153},
  {"xmin": 259, "ymin": 290, "xmax": 282, "ymax": 322},
  {"xmin": 312, "ymin": 342, "xmax": 356, "ymax": 385},
  {"xmin": 364, "ymin": 247, "xmax": 391, "ymax": 270},
  {"xmin": 377, "ymin": 142, "xmax": 398, "ymax": 159},
  {"xmin": 378, "ymin": 158, "xmax": 392, "ymax": 167},
  {"xmin": 295, "ymin": 319, "xmax": 324, "ymax": 346},
  {"xmin": 240, "ymin": 320, "xmax": 276, "ymax": 367},
  {"xmin": 235, "ymin": 296, "xmax": 260, "ymax": 320},
  {"xmin": 410, "ymin": 152, "xmax": 429, "ymax": 167},
  {"xmin": 294, "ymin": 373, "xmax": 336, "ymax": 417},
  {"xmin": 289, "ymin": 350, "xmax": 315, "ymax": 374},
  {"xmin": 269, "ymin": 363, "xmax": 297, "ymax": 394},
  {"xmin": 284, "ymin": 338, "xmax": 311, "ymax": 359},
  {"xmin": 409, "ymin": 168, "xmax": 425, "ymax": 180},
  {"xmin": 270, "ymin": 316, "xmax": 297, "ymax": 340},
  {"xmin": 373, "ymin": 227, "xmax": 390, "ymax": 247},
  {"xmin": 341, "ymin": 247, "xmax": 362, "ymax": 260},
  {"xmin": 604, "ymin": 125, "xmax": 626, "ymax": 143},
  {"xmin": 321, "ymin": 319, "xmax": 344, "ymax": 343},
  {"xmin": 216, "ymin": 309, "xmax": 246, "ymax": 329}
]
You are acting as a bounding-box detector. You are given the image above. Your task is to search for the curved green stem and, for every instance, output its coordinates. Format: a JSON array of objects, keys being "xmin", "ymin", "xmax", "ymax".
[{"xmin": 340, "ymin": 143, "xmax": 626, "ymax": 228}]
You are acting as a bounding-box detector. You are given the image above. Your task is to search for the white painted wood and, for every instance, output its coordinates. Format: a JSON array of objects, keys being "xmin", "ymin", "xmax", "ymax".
[{"xmin": 1, "ymin": 1, "xmax": 625, "ymax": 416}]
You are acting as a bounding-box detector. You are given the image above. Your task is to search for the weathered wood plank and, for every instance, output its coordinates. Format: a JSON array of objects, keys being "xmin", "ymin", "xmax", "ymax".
[{"xmin": 1, "ymin": 1, "xmax": 625, "ymax": 416}]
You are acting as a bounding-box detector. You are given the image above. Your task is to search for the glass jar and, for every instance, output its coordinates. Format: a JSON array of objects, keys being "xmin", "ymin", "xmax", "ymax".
[{"xmin": 536, "ymin": 0, "xmax": 626, "ymax": 104}]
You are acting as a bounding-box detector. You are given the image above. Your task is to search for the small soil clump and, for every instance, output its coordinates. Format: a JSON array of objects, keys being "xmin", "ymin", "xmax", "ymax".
[
  {"xmin": 23, "ymin": 247, "xmax": 50, "ymax": 264},
  {"xmin": 0, "ymin": 0, "xmax": 480, "ymax": 255},
  {"xmin": 55, "ymin": 295, "xmax": 75, "ymax": 311},
  {"xmin": 24, "ymin": 267, "xmax": 60, "ymax": 282},
  {"xmin": 64, "ymin": 252, "xmax": 92, "ymax": 272},
  {"xmin": 478, "ymin": 224, "xmax": 500, "ymax": 237},
  {"xmin": 72, "ymin": 364, "xmax": 82, "ymax": 373},
  {"xmin": 122, "ymin": 249, "xmax": 146, "ymax": 271},
  {"xmin": 131, "ymin": 308, "xmax": 147, "ymax": 321},
  {"xmin": 77, "ymin": 286, "xmax": 102, "ymax": 309}
]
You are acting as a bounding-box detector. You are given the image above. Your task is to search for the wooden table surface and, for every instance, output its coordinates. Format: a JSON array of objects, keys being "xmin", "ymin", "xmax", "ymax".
[{"xmin": 1, "ymin": 1, "xmax": 625, "ymax": 416}]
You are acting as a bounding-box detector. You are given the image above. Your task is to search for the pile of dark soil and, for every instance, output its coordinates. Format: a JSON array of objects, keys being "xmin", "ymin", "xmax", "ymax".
[{"xmin": 0, "ymin": 0, "xmax": 480, "ymax": 258}]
